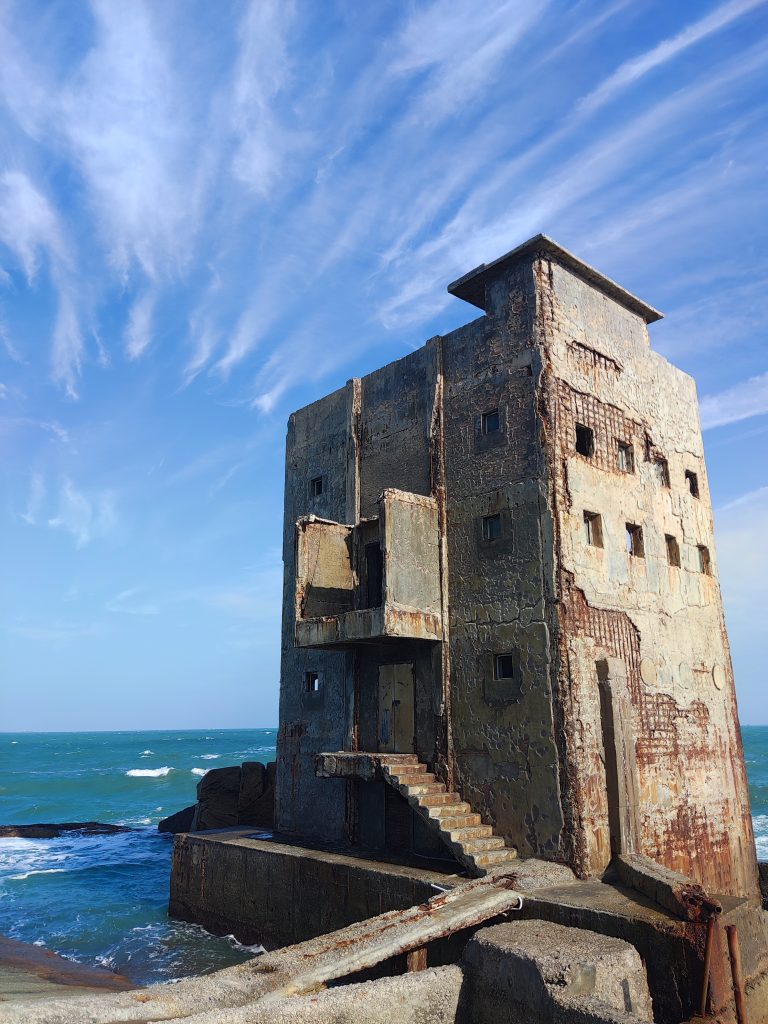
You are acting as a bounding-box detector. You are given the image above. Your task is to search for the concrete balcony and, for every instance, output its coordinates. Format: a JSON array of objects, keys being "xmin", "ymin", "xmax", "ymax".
[{"xmin": 294, "ymin": 489, "xmax": 443, "ymax": 648}]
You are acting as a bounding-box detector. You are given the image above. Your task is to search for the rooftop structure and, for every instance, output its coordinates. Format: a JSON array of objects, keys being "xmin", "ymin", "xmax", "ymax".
[{"xmin": 275, "ymin": 235, "xmax": 758, "ymax": 901}]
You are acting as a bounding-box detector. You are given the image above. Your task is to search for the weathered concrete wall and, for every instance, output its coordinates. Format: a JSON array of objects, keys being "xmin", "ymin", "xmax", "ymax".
[
  {"xmin": 536, "ymin": 256, "xmax": 757, "ymax": 897},
  {"xmin": 441, "ymin": 263, "xmax": 564, "ymax": 859},
  {"xmin": 169, "ymin": 831, "xmax": 456, "ymax": 949}
]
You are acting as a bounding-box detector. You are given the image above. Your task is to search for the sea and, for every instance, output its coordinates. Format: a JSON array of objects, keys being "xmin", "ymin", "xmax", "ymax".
[
  {"xmin": 0, "ymin": 728, "xmax": 276, "ymax": 985},
  {"xmin": 1, "ymin": 725, "xmax": 767, "ymax": 987}
]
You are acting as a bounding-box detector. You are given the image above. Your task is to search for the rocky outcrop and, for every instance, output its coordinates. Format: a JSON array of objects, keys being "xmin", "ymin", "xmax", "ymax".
[
  {"xmin": 0, "ymin": 823, "xmax": 133, "ymax": 838},
  {"xmin": 158, "ymin": 761, "xmax": 275, "ymax": 834}
]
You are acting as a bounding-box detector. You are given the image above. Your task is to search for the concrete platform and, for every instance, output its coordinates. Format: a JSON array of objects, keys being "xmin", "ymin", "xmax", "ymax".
[{"xmin": 170, "ymin": 829, "xmax": 461, "ymax": 949}]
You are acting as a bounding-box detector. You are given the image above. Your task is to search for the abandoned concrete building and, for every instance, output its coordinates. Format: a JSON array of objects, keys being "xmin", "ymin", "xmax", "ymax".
[
  {"xmin": 277, "ymin": 234, "xmax": 757, "ymax": 901},
  {"xmin": 160, "ymin": 236, "xmax": 768, "ymax": 1024}
]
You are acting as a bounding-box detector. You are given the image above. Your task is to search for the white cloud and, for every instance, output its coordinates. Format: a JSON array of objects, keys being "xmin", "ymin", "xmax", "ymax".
[
  {"xmin": 47, "ymin": 478, "xmax": 117, "ymax": 547},
  {"xmin": 125, "ymin": 290, "xmax": 156, "ymax": 360},
  {"xmin": 20, "ymin": 471, "xmax": 45, "ymax": 525},
  {"xmin": 701, "ymin": 372, "xmax": 768, "ymax": 430},
  {"xmin": 0, "ymin": 170, "xmax": 67, "ymax": 281},
  {"xmin": 106, "ymin": 588, "xmax": 159, "ymax": 616},
  {"xmin": 577, "ymin": 0, "xmax": 766, "ymax": 116}
]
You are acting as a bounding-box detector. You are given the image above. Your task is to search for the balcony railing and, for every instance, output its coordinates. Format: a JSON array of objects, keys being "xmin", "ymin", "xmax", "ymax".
[{"xmin": 294, "ymin": 489, "xmax": 443, "ymax": 647}]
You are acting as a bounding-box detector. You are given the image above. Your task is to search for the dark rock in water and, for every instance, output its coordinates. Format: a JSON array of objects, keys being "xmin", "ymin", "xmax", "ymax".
[
  {"xmin": 193, "ymin": 765, "xmax": 242, "ymax": 831},
  {"xmin": 157, "ymin": 805, "xmax": 196, "ymax": 834},
  {"xmin": 239, "ymin": 761, "xmax": 276, "ymax": 828},
  {"xmin": 159, "ymin": 761, "xmax": 275, "ymax": 834},
  {"xmin": 0, "ymin": 822, "xmax": 133, "ymax": 839}
]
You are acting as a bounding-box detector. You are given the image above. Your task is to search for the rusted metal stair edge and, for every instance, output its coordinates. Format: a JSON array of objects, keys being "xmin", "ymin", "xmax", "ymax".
[{"xmin": 381, "ymin": 769, "xmax": 485, "ymax": 876}]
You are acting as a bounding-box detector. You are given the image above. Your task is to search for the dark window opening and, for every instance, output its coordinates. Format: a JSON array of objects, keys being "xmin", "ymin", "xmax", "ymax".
[
  {"xmin": 653, "ymin": 459, "xmax": 670, "ymax": 488},
  {"xmin": 698, "ymin": 544, "xmax": 711, "ymax": 575},
  {"xmin": 364, "ymin": 542, "xmax": 384, "ymax": 608},
  {"xmin": 575, "ymin": 423, "xmax": 595, "ymax": 457},
  {"xmin": 583, "ymin": 511, "xmax": 604, "ymax": 548},
  {"xmin": 686, "ymin": 470, "xmax": 700, "ymax": 498},
  {"xmin": 310, "ymin": 476, "xmax": 324, "ymax": 498},
  {"xmin": 305, "ymin": 671, "xmax": 321, "ymax": 693},
  {"xmin": 665, "ymin": 534, "xmax": 681, "ymax": 567},
  {"xmin": 481, "ymin": 409, "xmax": 500, "ymax": 435},
  {"xmin": 494, "ymin": 653, "xmax": 515, "ymax": 680},
  {"xmin": 617, "ymin": 441, "xmax": 635, "ymax": 473},
  {"xmin": 626, "ymin": 523, "xmax": 644, "ymax": 558},
  {"xmin": 482, "ymin": 513, "xmax": 502, "ymax": 541}
]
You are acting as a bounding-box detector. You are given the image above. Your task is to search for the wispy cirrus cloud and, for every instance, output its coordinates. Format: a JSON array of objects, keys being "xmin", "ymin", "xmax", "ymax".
[
  {"xmin": 47, "ymin": 478, "xmax": 117, "ymax": 548},
  {"xmin": 106, "ymin": 588, "xmax": 159, "ymax": 616},
  {"xmin": 701, "ymin": 371, "xmax": 768, "ymax": 429}
]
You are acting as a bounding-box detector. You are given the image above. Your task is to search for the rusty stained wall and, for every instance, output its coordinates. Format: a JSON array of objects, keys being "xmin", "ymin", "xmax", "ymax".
[
  {"xmin": 381, "ymin": 490, "xmax": 442, "ymax": 616},
  {"xmin": 536, "ymin": 257, "xmax": 758, "ymax": 898},
  {"xmin": 440, "ymin": 261, "xmax": 565, "ymax": 860}
]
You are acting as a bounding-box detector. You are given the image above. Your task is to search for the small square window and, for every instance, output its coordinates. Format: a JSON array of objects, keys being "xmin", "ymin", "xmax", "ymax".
[
  {"xmin": 665, "ymin": 534, "xmax": 681, "ymax": 567},
  {"xmin": 617, "ymin": 441, "xmax": 635, "ymax": 473},
  {"xmin": 482, "ymin": 513, "xmax": 502, "ymax": 541},
  {"xmin": 575, "ymin": 423, "xmax": 594, "ymax": 457},
  {"xmin": 494, "ymin": 654, "xmax": 515, "ymax": 680},
  {"xmin": 653, "ymin": 459, "xmax": 670, "ymax": 488},
  {"xmin": 310, "ymin": 476, "xmax": 323, "ymax": 498},
  {"xmin": 305, "ymin": 671, "xmax": 321, "ymax": 693},
  {"xmin": 686, "ymin": 470, "xmax": 699, "ymax": 498},
  {"xmin": 583, "ymin": 511, "xmax": 604, "ymax": 548},
  {"xmin": 481, "ymin": 409, "xmax": 500, "ymax": 435},
  {"xmin": 697, "ymin": 545, "xmax": 711, "ymax": 575},
  {"xmin": 626, "ymin": 523, "xmax": 644, "ymax": 558}
]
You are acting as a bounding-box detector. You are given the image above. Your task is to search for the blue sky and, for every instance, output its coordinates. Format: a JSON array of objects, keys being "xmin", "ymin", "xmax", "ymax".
[{"xmin": 1, "ymin": 0, "xmax": 767, "ymax": 731}]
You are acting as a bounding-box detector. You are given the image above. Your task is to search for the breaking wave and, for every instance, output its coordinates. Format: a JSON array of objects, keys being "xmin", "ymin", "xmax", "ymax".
[{"xmin": 125, "ymin": 767, "xmax": 173, "ymax": 778}]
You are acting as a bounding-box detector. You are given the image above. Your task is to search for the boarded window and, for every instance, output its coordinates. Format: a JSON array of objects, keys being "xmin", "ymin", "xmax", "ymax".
[
  {"xmin": 583, "ymin": 511, "xmax": 604, "ymax": 548},
  {"xmin": 481, "ymin": 409, "xmax": 500, "ymax": 435},
  {"xmin": 310, "ymin": 476, "xmax": 324, "ymax": 498},
  {"xmin": 626, "ymin": 523, "xmax": 644, "ymax": 558},
  {"xmin": 305, "ymin": 671, "xmax": 321, "ymax": 693},
  {"xmin": 653, "ymin": 459, "xmax": 670, "ymax": 488},
  {"xmin": 698, "ymin": 544, "xmax": 711, "ymax": 574},
  {"xmin": 494, "ymin": 653, "xmax": 515, "ymax": 680},
  {"xmin": 575, "ymin": 423, "xmax": 594, "ymax": 457},
  {"xmin": 665, "ymin": 534, "xmax": 681, "ymax": 567},
  {"xmin": 686, "ymin": 470, "xmax": 699, "ymax": 498},
  {"xmin": 482, "ymin": 513, "xmax": 502, "ymax": 541},
  {"xmin": 617, "ymin": 441, "xmax": 634, "ymax": 473}
]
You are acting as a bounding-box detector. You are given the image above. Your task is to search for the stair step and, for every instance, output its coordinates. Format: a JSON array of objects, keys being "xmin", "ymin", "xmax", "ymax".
[
  {"xmin": 427, "ymin": 801, "xmax": 472, "ymax": 817},
  {"xmin": 391, "ymin": 772, "xmax": 437, "ymax": 786},
  {"xmin": 399, "ymin": 783, "xmax": 445, "ymax": 798},
  {"xmin": 420, "ymin": 792, "xmax": 462, "ymax": 807},
  {"xmin": 447, "ymin": 825, "xmax": 494, "ymax": 841},
  {"xmin": 456, "ymin": 836, "xmax": 506, "ymax": 853},
  {"xmin": 378, "ymin": 754, "xmax": 419, "ymax": 764},
  {"xmin": 471, "ymin": 849, "xmax": 518, "ymax": 867},
  {"xmin": 436, "ymin": 813, "xmax": 482, "ymax": 829}
]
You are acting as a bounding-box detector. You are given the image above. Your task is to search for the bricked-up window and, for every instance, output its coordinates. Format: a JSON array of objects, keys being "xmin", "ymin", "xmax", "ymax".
[
  {"xmin": 698, "ymin": 544, "xmax": 712, "ymax": 575},
  {"xmin": 617, "ymin": 441, "xmax": 635, "ymax": 473},
  {"xmin": 653, "ymin": 458, "xmax": 670, "ymax": 488},
  {"xmin": 494, "ymin": 654, "xmax": 515, "ymax": 680},
  {"xmin": 482, "ymin": 513, "xmax": 502, "ymax": 541},
  {"xmin": 583, "ymin": 511, "xmax": 604, "ymax": 548},
  {"xmin": 575, "ymin": 423, "xmax": 595, "ymax": 457},
  {"xmin": 665, "ymin": 534, "xmax": 681, "ymax": 567},
  {"xmin": 686, "ymin": 470, "xmax": 700, "ymax": 498},
  {"xmin": 481, "ymin": 409, "xmax": 500, "ymax": 435},
  {"xmin": 305, "ymin": 671, "xmax": 321, "ymax": 693},
  {"xmin": 626, "ymin": 523, "xmax": 645, "ymax": 558},
  {"xmin": 310, "ymin": 476, "xmax": 324, "ymax": 498}
]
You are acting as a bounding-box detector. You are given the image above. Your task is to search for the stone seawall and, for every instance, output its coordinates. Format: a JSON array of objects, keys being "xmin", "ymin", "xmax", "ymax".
[{"xmin": 169, "ymin": 830, "xmax": 459, "ymax": 949}]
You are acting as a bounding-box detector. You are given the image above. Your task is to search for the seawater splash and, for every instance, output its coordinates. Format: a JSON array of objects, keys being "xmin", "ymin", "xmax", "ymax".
[
  {"xmin": 0, "ymin": 727, "xmax": 277, "ymax": 984},
  {"xmin": 191, "ymin": 768, "xmax": 208, "ymax": 777}
]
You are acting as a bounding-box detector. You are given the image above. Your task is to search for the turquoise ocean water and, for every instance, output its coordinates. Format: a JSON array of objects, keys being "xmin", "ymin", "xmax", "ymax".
[
  {"xmin": 0, "ymin": 729, "xmax": 276, "ymax": 984},
  {"xmin": 1, "ymin": 726, "xmax": 767, "ymax": 985}
]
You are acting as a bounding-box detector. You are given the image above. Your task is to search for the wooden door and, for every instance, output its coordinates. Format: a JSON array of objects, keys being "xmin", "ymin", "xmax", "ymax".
[{"xmin": 377, "ymin": 664, "xmax": 415, "ymax": 753}]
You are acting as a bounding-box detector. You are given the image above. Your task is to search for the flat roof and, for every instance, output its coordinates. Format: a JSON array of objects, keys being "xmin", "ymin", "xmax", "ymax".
[{"xmin": 447, "ymin": 234, "xmax": 663, "ymax": 324}]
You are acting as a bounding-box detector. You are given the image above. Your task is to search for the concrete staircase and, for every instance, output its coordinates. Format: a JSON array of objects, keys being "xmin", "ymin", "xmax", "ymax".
[{"xmin": 378, "ymin": 754, "xmax": 517, "ymax": 877}]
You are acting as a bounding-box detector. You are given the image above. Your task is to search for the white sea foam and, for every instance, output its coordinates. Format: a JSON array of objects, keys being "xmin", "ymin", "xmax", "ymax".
[
  {"xmin": 191, "ymin": 768, "xmax": 208, "ymax": 777},
  {"xmin": 199, "ymin": 754, "xmax": 220, "ymax": 760},
  {"xmin": 126, "ymin": 767, "xmax": 173, "ymax": 778},
  {"xmin": 140, "ymin": 750, "xmax": 154, "ymax": 757},
  {"xmin": 8, "ymin": 868, "xmax": 66, "ymax": 881},
  {"xmin": 753, "ymin": 815, "xmax": 768, "ymax": 857}
]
